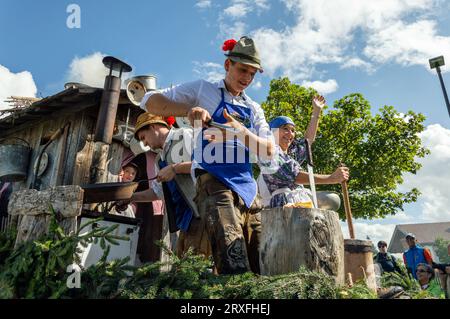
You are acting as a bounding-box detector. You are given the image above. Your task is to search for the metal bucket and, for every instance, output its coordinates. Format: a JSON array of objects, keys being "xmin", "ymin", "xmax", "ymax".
[{"xmin": 0, "ymin": 138, "xmax": 31, "ymax": 182}]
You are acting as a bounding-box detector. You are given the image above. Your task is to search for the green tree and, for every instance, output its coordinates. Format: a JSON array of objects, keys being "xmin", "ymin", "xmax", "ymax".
[
  {"xmin": 262, "ymin": 77, "xmax": 429, "ymax": 219},
  {"xmin": 433, "ymin": 237, "xmax": 450, "ymax": 263}
]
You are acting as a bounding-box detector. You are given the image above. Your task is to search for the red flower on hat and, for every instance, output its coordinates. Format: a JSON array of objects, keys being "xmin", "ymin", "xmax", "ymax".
[
  {"xmin": 222, "ymin": 39, "xmax": 237, "ymax": 51},
  {"xmin": 165, "ymin": 116, "xmax": 176, "ymax": 127}
]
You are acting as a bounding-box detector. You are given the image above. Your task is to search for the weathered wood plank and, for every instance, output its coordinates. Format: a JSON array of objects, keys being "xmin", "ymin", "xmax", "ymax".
[
  {"xmin": 72, "ymin": 114, "xmax": 96, "ymax": 185},
  {"xmin": 106, "ymin": 141, "xmax": 125, "ymax": 182},
  {"xmin": 59, "ymin": 114, "xmax": 82, "ymax": 186},
  {"xmin": 8, "ymin": 185, "xmax": 84, "ymax": 218},
  {"xmin": 9, "ymin": 185, "xmax": 84, "ymax": 247}
]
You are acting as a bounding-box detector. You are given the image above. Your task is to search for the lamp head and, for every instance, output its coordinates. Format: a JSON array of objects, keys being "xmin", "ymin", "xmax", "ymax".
[{"xmin": 429, "ymin": 56, "xmax": 445, "ymax": 69}]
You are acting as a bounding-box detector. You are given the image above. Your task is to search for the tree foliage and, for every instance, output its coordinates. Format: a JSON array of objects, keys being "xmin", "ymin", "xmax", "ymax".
[
  {"xmin": 262, "ymin": 77, "xmax": 429, "ymax": 219},
  {"xmin": 433, "ymin": 237, "xmax": 450, "ymax": 263}
]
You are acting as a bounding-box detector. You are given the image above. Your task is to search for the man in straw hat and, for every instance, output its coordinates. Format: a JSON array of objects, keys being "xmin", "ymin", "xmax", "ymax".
[
  {"xmin": 140, "ymin": 36, "xmax": 275, "ymax": 274},
  {"xmin": 132, "ymin": 113, "xmax": 211, "ymax": 258}
]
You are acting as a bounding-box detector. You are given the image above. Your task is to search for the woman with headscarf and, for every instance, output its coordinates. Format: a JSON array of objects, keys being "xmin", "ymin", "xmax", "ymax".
[{"xmin": 257, "ymin": 96, "xmax": 349, "ymax": 208}]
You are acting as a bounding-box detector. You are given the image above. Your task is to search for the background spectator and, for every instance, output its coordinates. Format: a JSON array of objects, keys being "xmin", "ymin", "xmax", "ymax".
[
  {"xmin": 403, "ymin": 233, "xmax": 433, "ymax": 279},
  {"xmin": 374, "ymin": 240, "xmax": 402, "ymax": 274}
]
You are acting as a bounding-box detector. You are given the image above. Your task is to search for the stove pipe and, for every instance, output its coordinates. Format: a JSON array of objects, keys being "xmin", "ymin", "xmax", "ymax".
[{"xmin": 94, "ymin": 56, "xmax": 132, "ymax": 144}]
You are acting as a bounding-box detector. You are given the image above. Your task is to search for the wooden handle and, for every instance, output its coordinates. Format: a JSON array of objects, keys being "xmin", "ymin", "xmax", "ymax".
[{"xmin": 341, "ymin": 180, "xmax": 355, "ymax": 239}]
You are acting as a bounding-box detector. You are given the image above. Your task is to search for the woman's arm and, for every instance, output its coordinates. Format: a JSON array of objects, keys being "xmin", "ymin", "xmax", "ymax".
[
  {"xmin": 304, "ymin": 95, "xmax": 325, "ymax": 143},
  {"xmin": 295, "ymin": 166, "xmax": 349, "ymax": 185}
]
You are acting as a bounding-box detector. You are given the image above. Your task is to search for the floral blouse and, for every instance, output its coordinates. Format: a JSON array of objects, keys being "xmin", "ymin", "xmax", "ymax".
[{"xmin": 259, "ymin": 139, "xmax": 311, "ymax": 208}]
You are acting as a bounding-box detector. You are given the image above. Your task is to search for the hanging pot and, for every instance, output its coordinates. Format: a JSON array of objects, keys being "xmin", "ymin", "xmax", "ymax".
[{"xmin": 0, "ymin": 137, "xmax": 31, "ymax": 182}]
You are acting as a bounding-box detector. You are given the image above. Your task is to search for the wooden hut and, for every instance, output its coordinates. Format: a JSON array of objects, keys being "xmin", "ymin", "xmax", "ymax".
[{"xmin": 0, "ymin": 74, "xmax": 164, "ymax": 263}]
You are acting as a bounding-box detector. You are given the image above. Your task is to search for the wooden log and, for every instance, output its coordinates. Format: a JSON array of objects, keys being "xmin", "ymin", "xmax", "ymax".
[
  {"xmin": 344, "ymin": 239, "xmax": 377, "ymax": 291},
  {"xmin": 260, "ymin": 207, "xmax": 345, "ymax": 285},
  {"xmin": 8, "ymin": 185, "xmax": 84, "ymax": 247}
]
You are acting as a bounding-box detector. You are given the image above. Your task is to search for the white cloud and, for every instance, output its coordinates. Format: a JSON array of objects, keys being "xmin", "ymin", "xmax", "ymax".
[
  {"xmin": 195, "ymin": 0, "xmax": 211, "ymax": 9},
  {"xmin": 400, "ymin": 124, "xmax": 450, "ymax": 222},
  {"xmin": 248, "ymin": 0, "xmax": 450, "ymax": 81},
  {"xmin": 223, "ymin": 0, "xmax": 270, "ymax": 19},
  {"xmin": 252, "ymin": 80, "xmax": 262, "ymax": 90},
  {"xmin": 66, "ymin": 52, "xmax": 109, "ymax": 88},
  {"xmin": 218, "ymin": 1, "xmax": 270, "ymax": 40},
  {"xmin": 364, "ymin": 20, "xmax": 450, "ymax": 72},
  {"xmin": 254, "ymin": 0, "xmax": 270, "ymax": 11},
  {"xmin": 193, "ymin": 61, "xmax": 224, "ymax": 82},
  {"xmin": 340, "ymin": 57, "xmax": 374, "ymax": 73},
  {"xmin": 0, "ymin": 64, "xmax": 37, "ymax": 111},
  {"xmin": 219, "ymin": 21, "xmax": 248, "ymax": 40},
  {"xmin": 224, "ymin": 2, "xmax": 249, "ymax": 19},
  {"xmin": 301, "ymin": 79, "xmax": 338, "ymax": 95}
]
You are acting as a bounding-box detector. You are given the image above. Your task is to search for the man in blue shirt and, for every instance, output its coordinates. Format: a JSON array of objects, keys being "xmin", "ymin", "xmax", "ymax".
[{"xmin": 403, "ymin": 233, "xmax": 433, "ymax": 279}]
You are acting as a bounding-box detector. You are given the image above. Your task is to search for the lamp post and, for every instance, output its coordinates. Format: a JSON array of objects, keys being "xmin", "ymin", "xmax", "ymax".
[{"xmin": 429, "ymin": 56, "xmax": 450, "ymax": 118}]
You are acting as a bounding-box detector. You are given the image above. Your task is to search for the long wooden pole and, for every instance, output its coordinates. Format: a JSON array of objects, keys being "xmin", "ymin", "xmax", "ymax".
[{"xmin": 341, "ymin": 180, "xmax": 355, "ymax": 239}]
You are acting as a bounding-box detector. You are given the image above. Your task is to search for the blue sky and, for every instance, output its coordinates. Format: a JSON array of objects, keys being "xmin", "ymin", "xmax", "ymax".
[{"xmin": 1, "ymin": 0, "xmax": 450, "ymax": 246}]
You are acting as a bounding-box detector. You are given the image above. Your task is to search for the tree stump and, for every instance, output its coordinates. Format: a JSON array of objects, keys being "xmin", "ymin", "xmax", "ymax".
[
  {"xmin": 8, "ymin": 185, "xmax": 84, "ymax": 247},
  {"xmin": 259, "ymin": 207, "xmax": 345, "ymax": 285}
]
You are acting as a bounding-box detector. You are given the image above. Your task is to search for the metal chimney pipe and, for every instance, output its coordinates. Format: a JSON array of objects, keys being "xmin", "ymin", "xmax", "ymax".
[
  {"xmin": 90, "ymin": 56, "xmax": 132, "ymax": 185},
  {"xmin": 94, "ymin": 75, "xmax": 121, "ymax": 143},
  {"xmin": 94, "ymin": 56, "xmax": 132, "ymax": 144}
]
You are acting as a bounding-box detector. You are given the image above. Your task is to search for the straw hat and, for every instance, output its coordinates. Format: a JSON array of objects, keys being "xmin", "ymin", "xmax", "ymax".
[{"xmin": 134, "ymin": 112, "xmax": 169, "ymax": 139}]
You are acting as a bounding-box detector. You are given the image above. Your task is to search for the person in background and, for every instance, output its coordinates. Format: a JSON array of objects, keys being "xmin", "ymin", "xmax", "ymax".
[
  {"xmin": 432, "ymin": 243, "xmax": 450, "ymax": 298},
  {"xmin": 373, "ymin": 240, "xmax": 402, "ymax": 274},
  {"xmin": 119, "ymin": 162, "xmax": 139, "ymax": 183},
  {"xmin": 403, "ymin": 233, "xmax": 433, "ymax": 280},
  {"xmin": 257, "ymin": 111, "xmax": 349, "ymax": 209},
  {"xmin": 415, "ymin": 263, "xmax": 445, "ymax": 298},
  {"xmin": 112, "ymin": 162, "xmax": 140, "ymax": 218}
]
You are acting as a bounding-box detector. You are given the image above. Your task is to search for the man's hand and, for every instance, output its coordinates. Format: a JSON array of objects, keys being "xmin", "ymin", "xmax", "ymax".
[
  {"xmin": 312, "ymin": 95, "xmax": 326, "ymax": 110},
  {"xmin": 187, "ymin": 106, "xmax": 211, "ymax": 128},
  {"xmin": 157, "ymin": 164, "xmax": 177, "ymax": 183},
  {"xmin": 329, "ymin": 166, "xmax": 350, "ymax": 184},
  {"xmin": 203, "ymin": 109, "xmax": 245, "ymax": 143}
]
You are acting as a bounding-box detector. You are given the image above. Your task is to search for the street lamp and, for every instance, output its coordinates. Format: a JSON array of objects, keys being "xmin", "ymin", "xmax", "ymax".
[{"xmin": 429, "ymin": 55, "xmax": 450, "ymax": 118}]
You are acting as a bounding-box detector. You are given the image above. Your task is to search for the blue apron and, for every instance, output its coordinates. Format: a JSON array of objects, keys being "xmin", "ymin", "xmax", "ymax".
[
  {"xmin": 196, "ymin": 88, "xmax": 256, "ymax": 208},
  {"xmin": 158, "ymin": 159, "xmax": 193, "ymax": 232}
]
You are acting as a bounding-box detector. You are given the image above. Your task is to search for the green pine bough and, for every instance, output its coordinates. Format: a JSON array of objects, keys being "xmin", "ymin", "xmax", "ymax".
[
  {"xmin": 0, "ymin": 207, "xmax": 380, "ymax": 299},
  {"xmin": 0, "ymin": 208, "xmax": 407, "ymax": 300}
]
